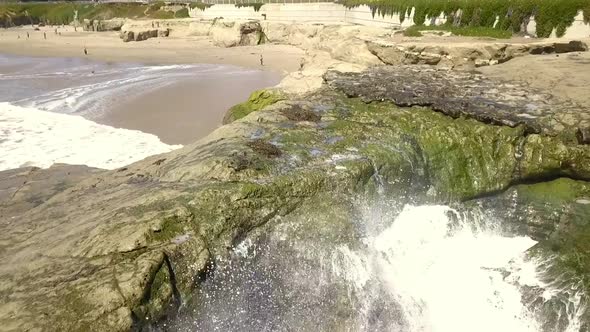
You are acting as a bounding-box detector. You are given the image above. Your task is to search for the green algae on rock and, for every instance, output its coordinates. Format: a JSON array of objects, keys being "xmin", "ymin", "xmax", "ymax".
[
  {"xmin": 222, "ymin": 89, "xmax": 285, "ymax": 124},
  {"xmin": 3, "ymin": 64, "xmax": 590, "ymax": 330}
]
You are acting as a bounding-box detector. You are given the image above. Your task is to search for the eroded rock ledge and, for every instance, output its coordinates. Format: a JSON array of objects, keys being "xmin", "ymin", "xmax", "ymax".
[{"xmin": 324, "ymin": 66, "xmax": 590, "ymax": 139}]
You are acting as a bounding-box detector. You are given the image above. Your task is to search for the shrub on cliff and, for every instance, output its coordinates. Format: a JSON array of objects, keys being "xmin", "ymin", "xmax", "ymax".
[{"xmin": 340, "ymin": 0, "xmax": 590, "ymax": 38}]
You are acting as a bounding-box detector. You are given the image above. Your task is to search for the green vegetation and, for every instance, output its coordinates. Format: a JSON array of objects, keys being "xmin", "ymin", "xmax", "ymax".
[
  {"xmin": 189, "ymin": 2, "xmax": 213, "ymax": 10},
  {"xmin": 223, "ymin": 89, "xmax": 284, "ymax": 124},
  {"xmin": 0, "ymin": 2, "xmax": 188, "ymax": 27},
  {"xmin": 403, "ymin": 24, "xmax": 513, "ymax": 38},
  {"xmin": 340, "ymin": 0, "xmax": 590, "ymax": 38},
  {"xmin": 236, "ymin": 3, "xmax": 264, "ymax": 12},
  {"xmin": 175, "ymin": 7, "xmax": 190, "ymax": 18}
]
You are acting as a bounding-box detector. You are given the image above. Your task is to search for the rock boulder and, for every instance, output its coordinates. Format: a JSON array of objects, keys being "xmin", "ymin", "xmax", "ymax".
[{"xmin": 120, "ymin": 30, "xmax": 134, "ymax": 42}]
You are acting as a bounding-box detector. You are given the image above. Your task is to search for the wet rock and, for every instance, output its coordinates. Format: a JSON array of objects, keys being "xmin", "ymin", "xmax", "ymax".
[
  {"xmin": 223, "ymin": 89, "xmax": 284, "ymax": 124},
  {"xmin": 529, "ymin": 40, "xmax": 588, "ymax": 55}
]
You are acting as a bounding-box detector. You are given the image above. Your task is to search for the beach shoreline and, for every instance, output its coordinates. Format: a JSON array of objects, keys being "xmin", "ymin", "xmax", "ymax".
[
  {"xmin": 0, "ymin": 24, "xmax": 298, "ymax": 147},
  {"xmin": 0, "ymin": 26, "xmax": 305, "ymax": 73}
]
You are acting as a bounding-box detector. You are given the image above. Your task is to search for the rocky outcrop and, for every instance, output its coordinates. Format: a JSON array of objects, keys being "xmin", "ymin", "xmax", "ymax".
[
  {"xmin": 135, "ymin": 29, "xmax": 158, "ymax": 41},
  {"xmin": 222, "ymin": 89, "xmax": 284, "ymax": 124},
  {"xmin": 201, "ymin": 19, "xmax": 265, "ymax": 47},
  {"xmin": 324, "ymin": 66, "xmax": 590, "ymax": 137},
  {"xmin": 120, "ymin": 30, "xmax": 135, "ymax": 42},
  {"xmin": 529, "ymin": 40, "xmax": 588, "ymax": 55},
  {"xmin": 2, "ymin": 63, "xmax": 590, "ymax": 331},
  {"xmin": 157, "ymin": 28, "xmax": 170, "ymax": 37},
  {"xmin": 120, "ymin": 28, "xmax": 169, "ymax": 42},
  {"xmin": 82, "ymin": 19, "xmax": 125, "ymax": 32},
  {"xmin": 367, "ymin": 40, "xmax": 589, "ymax": 69}
]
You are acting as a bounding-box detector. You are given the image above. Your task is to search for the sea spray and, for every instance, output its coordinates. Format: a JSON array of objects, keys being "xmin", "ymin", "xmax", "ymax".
[{"xmin": 163, "ymin": 203, "xmax": 586, "ymax": 331}]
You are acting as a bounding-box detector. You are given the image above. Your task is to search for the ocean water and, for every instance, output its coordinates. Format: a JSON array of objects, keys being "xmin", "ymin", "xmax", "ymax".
[{"xmin": 0, "ymin": 54, "xmax": 277, "ymax": 171}]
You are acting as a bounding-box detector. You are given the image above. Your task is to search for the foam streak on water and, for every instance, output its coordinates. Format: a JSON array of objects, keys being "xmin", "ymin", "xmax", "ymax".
[{"xmin": 0, "ymin": 102, "xmax": 181, "ymax": 171}]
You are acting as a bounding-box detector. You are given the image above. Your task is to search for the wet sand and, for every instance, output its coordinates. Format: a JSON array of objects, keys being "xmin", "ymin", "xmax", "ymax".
[{"xmin": 103, "ymin": 70, "xmax": 280, "ymax": 144}]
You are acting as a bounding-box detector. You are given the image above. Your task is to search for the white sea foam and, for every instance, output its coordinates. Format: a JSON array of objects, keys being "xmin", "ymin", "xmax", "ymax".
[
  {"xmin": 0, "ymin": 102, "xmax": 181, "ymax": 171},
  {"xmin": 329, "ymin": 205, "xmax": 544, "ymax": 331},
  {"xmin": 370, "ymin": 205, "xmax": 539, "ymax": 332}
]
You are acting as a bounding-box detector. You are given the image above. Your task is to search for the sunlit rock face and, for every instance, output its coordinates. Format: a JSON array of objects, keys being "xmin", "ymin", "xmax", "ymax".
[{"xmin": 2, "ymin": 63, "xmax": 590, "ymax": 331}]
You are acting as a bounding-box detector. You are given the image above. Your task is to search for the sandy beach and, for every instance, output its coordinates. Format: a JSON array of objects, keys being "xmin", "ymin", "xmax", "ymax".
[
  {"xmin": 0, "ymin": 26, "xmax": 304, "ymax": 73},
  {"xmin": 103, "ymin": 68, "xmax": 280, "ymax": 144},
  {"xmin": 0, "ymin": 25, "xmax": 302, "ymax": 146}
]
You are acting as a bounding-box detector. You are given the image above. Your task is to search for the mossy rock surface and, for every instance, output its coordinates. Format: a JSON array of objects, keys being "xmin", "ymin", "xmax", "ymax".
[
  {"xmin": 2, "ymin": 66, "xmax": 590, "ymax": 330},
  {"xmin": 222, "ymin": 89, "xmax": 285, "ymax": 124}
]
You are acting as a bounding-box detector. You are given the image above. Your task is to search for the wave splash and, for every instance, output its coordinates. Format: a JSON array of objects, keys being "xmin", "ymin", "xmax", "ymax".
[
  {"xmin": 0, "ymin": 102, "xmax": 181, "ymax": 171},
  {"xmin": 165, "ymin": 204, "xmax": 583, "ymax": 332}
]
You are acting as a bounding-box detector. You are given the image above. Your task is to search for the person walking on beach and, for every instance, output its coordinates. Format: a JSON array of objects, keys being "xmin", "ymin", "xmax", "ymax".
[
  {"xmin": 84, "ymin": 46, "xmax": 88, "ymax": 55},
  {"xmin": 43, "ymin": 32, "xmax": 46, "ymax": 40},
  {"xmin": 260, "ymin": 54, "xmax": 264, "ymax": 66},
  {"xmin": 26, "ymin": 32, "xmax": 29, "ymax": 39}
]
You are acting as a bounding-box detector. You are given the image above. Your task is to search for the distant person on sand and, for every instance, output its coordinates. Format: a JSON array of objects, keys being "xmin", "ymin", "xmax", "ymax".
[
  {"xmin": 44, "ymin": 32, "xmax": 46, "ymax": 40},
  {"xmin": 84, "ymin": 47, "xmax": 88, "ymax": 55},
  {"xmin": 260, "ymin": 54, "xmax": 264, "ymax": 66},
  {"xmin": 26, "ymin": 32, "xmax": 29, "ymax": 39},
  {"xmin": 55, "ymin": 28, "xmax": 58, "ymax": 35}
]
